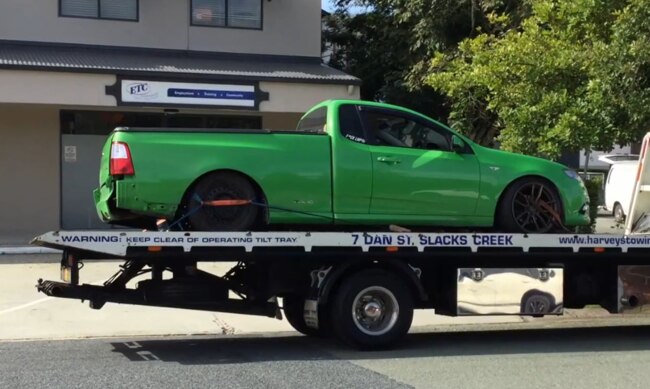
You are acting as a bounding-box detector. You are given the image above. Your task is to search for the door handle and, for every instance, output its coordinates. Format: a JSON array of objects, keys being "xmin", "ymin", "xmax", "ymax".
[{"xmin": 377, "ymin": 156, "xmax": 401, "ymax": 164}]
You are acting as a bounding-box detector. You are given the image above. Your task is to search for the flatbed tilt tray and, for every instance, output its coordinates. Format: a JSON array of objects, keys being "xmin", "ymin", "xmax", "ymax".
[{"xmin": 32, "ymin": 230, "xmax": 650, "ymax": 349}]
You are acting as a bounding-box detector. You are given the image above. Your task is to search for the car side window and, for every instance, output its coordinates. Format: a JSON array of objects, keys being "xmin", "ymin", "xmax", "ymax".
[
  {"xmin": 339, "ymin": 105, "xmax": 367, "ymax": 144},
  {"xmin": 296, "ymin": 107, "xmax": 327, "ymax": 133},
  {"xmin": 363, "ymin": 109, "xmax": 452, "ymax": 151}
]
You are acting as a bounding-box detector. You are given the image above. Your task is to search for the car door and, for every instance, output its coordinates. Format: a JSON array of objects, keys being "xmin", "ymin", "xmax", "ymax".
[{"xmin": 361, "ymin": 106, "xmax": 480, "ymax": 217}]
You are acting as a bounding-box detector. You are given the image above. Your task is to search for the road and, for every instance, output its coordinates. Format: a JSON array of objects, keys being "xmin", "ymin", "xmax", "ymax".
[{"xmin": 2, "ymin": 325, "xmax": 650, "ymax": 389}]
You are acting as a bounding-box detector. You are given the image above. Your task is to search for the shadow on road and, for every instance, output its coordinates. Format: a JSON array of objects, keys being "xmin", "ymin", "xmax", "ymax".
[{"xmin": 109, "ymin": 325, "xmax": 650, "ymax": 365}]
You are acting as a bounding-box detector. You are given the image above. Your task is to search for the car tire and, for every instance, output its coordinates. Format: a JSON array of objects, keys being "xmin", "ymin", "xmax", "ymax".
[
  {"xmin": 613, "ymin": 203, "xmax": 626, "ymax": 224},
  {"xmin": 498, "ymin": 178, "xmax": 562, "ymax": 233},
  {"xmin": 521, "ymin": 292, "xmax": 554, "ymax": 316},
  {"xmin": 187, "ymin": 172, "xmax": 259, "ymax": 231},
  {"xmin": 283, "ymin": 295, "xmax": 329, "ymax": 337},
  {"xmin": 330, "ymin": 270, "xmax": 413, "ymax": 350}
]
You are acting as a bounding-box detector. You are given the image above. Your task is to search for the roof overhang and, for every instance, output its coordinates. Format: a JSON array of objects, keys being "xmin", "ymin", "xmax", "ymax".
[{"xmin": 0, "ymin": 40, "xmax": 361, "ymax": 86}]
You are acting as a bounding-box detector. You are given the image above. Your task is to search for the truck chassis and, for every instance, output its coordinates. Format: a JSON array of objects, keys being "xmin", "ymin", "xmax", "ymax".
[{"xmin": 33, "ymin": 230, "xmax": 650, "ymax": 349}]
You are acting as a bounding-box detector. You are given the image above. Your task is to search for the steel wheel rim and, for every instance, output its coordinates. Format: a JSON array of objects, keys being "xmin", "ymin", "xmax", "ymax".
[
  {"xmin": 511, "ymin": 183, "xmax": 558, "ymax": 232},
  {"xmin": 615, "ymin": 206, "xmax": 623, "ymax": 221},
  {"xmin": 352, "ymin": 286, "xmax": 399, "ymax": 336}
]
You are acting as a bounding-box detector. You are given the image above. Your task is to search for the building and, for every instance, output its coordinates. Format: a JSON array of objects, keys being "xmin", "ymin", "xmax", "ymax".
[{"xmin": 0, "ymin": 0, "xmax": 360, "ymax": 243}]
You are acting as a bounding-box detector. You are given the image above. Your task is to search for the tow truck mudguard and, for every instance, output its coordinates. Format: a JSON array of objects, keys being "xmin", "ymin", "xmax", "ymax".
[{"xmin": 310, "ymin": 259, "xmax": 427, "ymax": 305}]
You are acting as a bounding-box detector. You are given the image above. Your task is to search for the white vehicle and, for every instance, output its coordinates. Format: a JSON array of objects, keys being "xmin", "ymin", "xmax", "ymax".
[
  {"xmin": 457, "ymin": 268, "xmax": 563, "ymax": 315},
  {"xmin": 599, "ymin": 155, "xmax": 639, "ymax": 223}
]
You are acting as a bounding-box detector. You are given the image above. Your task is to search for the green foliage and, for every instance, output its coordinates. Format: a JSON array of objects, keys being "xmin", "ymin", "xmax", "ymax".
[
  {"xmin": 427, "ymin": 0, "xmax": 650, "ymax": 158},
  {"xmin": 323, "ymin": 8, "xmax": 446, "ymax": 118},
  {"xmin": 325, "ymin": 1, "xmax": 529, "ymax": 120}
]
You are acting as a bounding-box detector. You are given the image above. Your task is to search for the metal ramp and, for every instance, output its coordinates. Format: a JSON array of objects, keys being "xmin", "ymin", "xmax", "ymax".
[{"xmin": 626, "ymin": 133, "xmax": 650, "ymax": 234}]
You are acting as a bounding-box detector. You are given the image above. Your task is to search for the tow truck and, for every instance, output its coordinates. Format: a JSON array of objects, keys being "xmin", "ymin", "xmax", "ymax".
[{"xmin": 32, "ymin": 135, "xmax": 650, "ymax": 350}]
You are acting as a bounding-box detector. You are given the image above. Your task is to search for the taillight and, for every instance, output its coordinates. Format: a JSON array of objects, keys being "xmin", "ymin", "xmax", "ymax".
[{"xmin": 110, "ymin": 142, "xmax": 135, "ymax": 176}]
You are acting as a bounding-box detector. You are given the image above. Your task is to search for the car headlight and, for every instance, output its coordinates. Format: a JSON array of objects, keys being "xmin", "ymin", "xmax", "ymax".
[{"xmin": 564, "ymin": 169, "xmax": 582, "ymax": 181}]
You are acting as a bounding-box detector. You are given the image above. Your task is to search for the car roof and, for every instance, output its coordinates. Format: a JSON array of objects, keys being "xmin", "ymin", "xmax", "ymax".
[{"xmin": 598, "ymin": 154, "xmax": 640, "ymax": 165}]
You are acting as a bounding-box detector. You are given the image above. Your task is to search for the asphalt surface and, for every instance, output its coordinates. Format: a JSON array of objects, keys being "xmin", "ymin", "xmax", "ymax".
[
  {"xmin": 0, "ymin": 334, "xmax": 408, "ymax": 389},
  {"xmin": 3, "ymin": 325, "xmax": 650, "ymax": 389}
]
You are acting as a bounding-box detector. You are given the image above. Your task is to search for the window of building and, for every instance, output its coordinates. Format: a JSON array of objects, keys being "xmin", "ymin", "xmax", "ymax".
[
  {"xmin": 60, "ymin": 111, "xmax": 262, "ymax": 135},
  {"xmin": 363, "ymin": 110, "xmax": 452, "ymax": 151},
  {"xmin": 191, "ymin": 0, "xmax": 262, "ymax": 29},
  {"xmin": 60, "ymin": 0, "xmax": 138, "ymax": 21}
]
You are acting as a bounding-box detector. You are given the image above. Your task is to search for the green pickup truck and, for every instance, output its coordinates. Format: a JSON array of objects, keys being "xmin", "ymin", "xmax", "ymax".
[{"xmin": 94, "ymin": 99, "xmax": 589, "ymax": 233}]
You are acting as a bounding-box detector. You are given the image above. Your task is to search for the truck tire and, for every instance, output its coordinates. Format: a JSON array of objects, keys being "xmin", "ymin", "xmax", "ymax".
[
  {"xmin": 283, "ymin": 295, "xmax": 329, "ymax": 337},
  {"xmin": 330, "ymin": 270, "xmax": 413, "ymax": 350},
  {"xmin": 187, "ymin": 172, "xmax": 258, "ymax": 231},
  {"xmin": 498, "ymin": 177, "xmax": 562, "ymax": 233}
]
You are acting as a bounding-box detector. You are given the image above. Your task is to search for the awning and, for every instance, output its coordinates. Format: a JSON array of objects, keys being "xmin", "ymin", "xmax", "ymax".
[{"xmin": 0, "ymin": 40, "xmax": 360, "ymax": 85}]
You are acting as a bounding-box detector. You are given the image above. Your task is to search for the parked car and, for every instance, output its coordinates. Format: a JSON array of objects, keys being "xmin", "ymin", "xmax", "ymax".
[
  {"xmin": 599, "ymin": 155, "xmax": 639, "ymax": 223},
  {"xmin": 94, "ymin": 100, "xmax": 590, "ymax": 233}
]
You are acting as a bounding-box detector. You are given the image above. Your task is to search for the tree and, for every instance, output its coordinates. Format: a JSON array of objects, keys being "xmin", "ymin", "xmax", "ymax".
[
  {"xmin": 323, "ymin": 8, "xmax": 446, "ymax": 118},
  {"xmin": 427, "ymin": 0, "xmax": 650, "ymax": 158},
  {"xmin": 324, "ymin": 1, "xmax": 529, "ymax": 120}
]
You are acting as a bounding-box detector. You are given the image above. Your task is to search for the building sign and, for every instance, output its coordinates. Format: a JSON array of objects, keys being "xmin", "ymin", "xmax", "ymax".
[
  {"xmin": 106, "ymin": 77, "xmax": 268, "ymax": 110},
  {"xmin": 122, "ymin": 80, "xmax": 255, "ymax": 107},
  {"xmin": 63, "ymin": 145, "xmax": 77, "ymax": 163}
]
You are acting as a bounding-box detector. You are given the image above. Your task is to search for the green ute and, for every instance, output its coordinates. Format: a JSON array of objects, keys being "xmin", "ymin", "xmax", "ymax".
[{"xmin": 94, "ymin": 100, "xmax": 589, "ymax": 233}]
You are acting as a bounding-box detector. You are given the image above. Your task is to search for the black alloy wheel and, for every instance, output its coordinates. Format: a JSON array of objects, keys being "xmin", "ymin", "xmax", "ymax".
[
  {"xmin": 499, "ymin": 178, "xmax": 562, "ymax": 233},
  {"xmin": 522, "ymin": 293, "xmax": 553, "ymax": 315}
]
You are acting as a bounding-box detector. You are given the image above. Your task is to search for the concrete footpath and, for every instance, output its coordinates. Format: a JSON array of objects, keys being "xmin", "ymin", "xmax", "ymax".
[{"xmin": 0, "ymin": 259, "xmax": 529, "ymax": 341}]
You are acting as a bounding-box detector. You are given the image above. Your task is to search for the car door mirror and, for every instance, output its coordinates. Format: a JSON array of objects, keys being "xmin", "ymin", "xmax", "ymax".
[{"xmin": 451, "ymin": 135, "xmax": 465, "ymax": 153}]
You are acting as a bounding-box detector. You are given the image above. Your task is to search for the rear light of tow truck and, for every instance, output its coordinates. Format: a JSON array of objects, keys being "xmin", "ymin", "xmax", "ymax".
[{"xmin": 110, "ymin": 142, "xmax": 135, "ymax": 176}]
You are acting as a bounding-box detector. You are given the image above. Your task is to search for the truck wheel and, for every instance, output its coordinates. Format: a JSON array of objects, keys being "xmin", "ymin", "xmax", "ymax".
[
  {"xmin": 498, "ymin": 178, "xmax": 562, "ymax": 233},
  {"xmin": 283, "ymin": 295, "xmax": 329, "ymax": 337},
  {"xmin": 187, "ymin": 172, "xmax": 258, "ymax": 231},
  {"xmin": 330, "ymin": 271, "xmax": 413, "ymax": 350},
  {"xmin": 613, "ymin": 203, "xmax": 626, "ymax": 223}
]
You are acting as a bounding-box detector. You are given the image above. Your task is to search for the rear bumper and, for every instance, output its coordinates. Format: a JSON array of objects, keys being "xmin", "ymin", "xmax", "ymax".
[
  {"xmin": 93, "ymin": 184, "xmax": 114, "ymax": 222},
  {"xmin": 94, "ymin": 180, "xmax": 177, "ymax": 224}
]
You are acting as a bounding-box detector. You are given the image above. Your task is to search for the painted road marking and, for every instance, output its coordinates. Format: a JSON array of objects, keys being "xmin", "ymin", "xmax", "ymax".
[
  {"xmin": 123, "ymin": 341, "xmax": 142, "ymax": 349},
  {"xmin": 0, "ymin": 279, "xmax": 104, "ymax": 317},
  {"xmin": 0, "ymin": 296, "xmax": 53, "ymax": 317},
  {"xmin": 137, "ymin": 351, "xmax": 161, "ymax": 361},
  {"xmin": 119, "ymin": 341, "xmax": 161, "ymax": 361}
]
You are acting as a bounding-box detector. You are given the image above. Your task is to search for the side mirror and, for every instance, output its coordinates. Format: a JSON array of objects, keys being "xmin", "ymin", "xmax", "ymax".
[{"xmin": 451, "ymin": 135, "xmax": 465, "ymax": 153}]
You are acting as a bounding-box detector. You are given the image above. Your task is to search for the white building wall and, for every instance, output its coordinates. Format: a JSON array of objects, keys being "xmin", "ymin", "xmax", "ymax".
[{"xmin": 0, "ymin": 0, "xmax": 321, "ymax": 57}]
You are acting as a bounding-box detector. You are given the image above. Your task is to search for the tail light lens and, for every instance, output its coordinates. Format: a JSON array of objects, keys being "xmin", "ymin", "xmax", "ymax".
[{"xmin": 110, "ymin": 142, "xmax": 135, "ymax": 176}]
